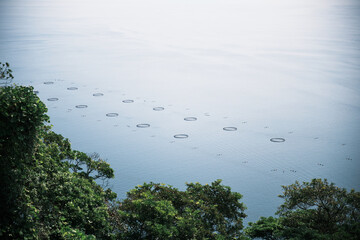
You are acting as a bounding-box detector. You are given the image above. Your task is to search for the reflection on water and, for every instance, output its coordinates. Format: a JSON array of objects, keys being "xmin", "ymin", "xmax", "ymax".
[{"xmin": 1, "ymin": 0, "xmax": 360, "ymax": 223}]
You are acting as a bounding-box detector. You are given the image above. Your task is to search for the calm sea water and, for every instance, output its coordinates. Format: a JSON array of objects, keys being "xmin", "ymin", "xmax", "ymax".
[{"xmin": 1, "ymin": 0, "xmax": 359, "ymax": 223}]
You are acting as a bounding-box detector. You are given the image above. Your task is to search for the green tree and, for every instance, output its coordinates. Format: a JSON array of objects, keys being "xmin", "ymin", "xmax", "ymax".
[
  {"xmin": 0, "ymin": 85, "xmax": 116, "ymax": 239},
  {"xmin": 26, "ymin": 127, "xmax": 116, "ymax": 239},
  {"xmin": 277, "ymin": 179, "xmax": 360, "ymax": 240},
  {"xmin": 245, "ymin": 179, "xmax": 360, "ymax": 240},
  {"xmin": 110, "ymin": 180, "xmax": 247, "ymax": 239},
  {"xmin": 0, "ymin": 85, "xmax": 49, "ymax": 238},
  {"xmin": 244, "ymin": 217, "xmax": 282, "ymax": 240}
]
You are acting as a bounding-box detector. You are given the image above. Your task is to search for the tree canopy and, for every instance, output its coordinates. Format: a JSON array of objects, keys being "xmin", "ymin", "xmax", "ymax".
[
  {"xmin": 245, "ymin": 179, "xmax": 360, "ymax": 240},
  {"xmin": 109, "ymin": 180, "xmax": 247, "ymax": 240}
]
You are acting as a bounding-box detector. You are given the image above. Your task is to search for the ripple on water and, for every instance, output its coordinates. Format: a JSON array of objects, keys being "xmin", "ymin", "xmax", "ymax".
[
  {"xmin": 67, "ymin": 87, "xmax": 78, "ymax": 90},
  {"xmin": 136, "ymin": 124, "xmax": 150, "ymax": 128},
  {"xmin": 106, "ymin": 113, "xmax": 119, "ymax": 117},
  {"xmin": 122, "ymin": 99, "xmax": 134, "ymax": 103},
  {"xmin": 75, "ymin": 105, "xmax": 88, "ymax": 109},
  {"xmin": 270, "ymin": 138, "xmax": 285, "ymax": 143},
  {"xmin": 47, "ymin": 98, "xmax": 58, "ymax": 101},
  {"xmin": 93, "ymin": 93, "xmax": 104, "ymax": 97},
  {"xmin": 153, "ymin": 107, "xmax": 165, "ymax": 111},
  {"xmin": 184, "ymin": 117, "xmax": 197, "ymax": 121},
  {"xmin": 223, "ymin": 127, "xmax": 237, "ymax": 131},
  {"xmin": 174, "ymin": 134, "xmax": 189, "ymax": 139}
]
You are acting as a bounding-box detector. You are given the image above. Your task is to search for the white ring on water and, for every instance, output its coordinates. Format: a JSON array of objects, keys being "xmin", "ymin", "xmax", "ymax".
[
  {"xmin": 184, "ymin": 117, "xmax": 197, "ymax": 121},
  {"xmin": 174, "ymin": 134, "xmax": 189, "ymax": 139},
  {"xmin": 270, "ymin": 138, "xmax": 285, "ymax": 143}
]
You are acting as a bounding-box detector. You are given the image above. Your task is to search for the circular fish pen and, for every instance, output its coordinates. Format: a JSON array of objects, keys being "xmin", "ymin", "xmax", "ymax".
[
  {"xmin": 223, "ymin": 127, "xmax": 237, "ymax": 131},
  {"xmin": 67, "ymin": 87, "xmax": 78, "ymax": 90},
  {"xmin": 184, "ymin": 117, "xmax": 197, "ymax": 121},
  {"xmin": 174, "ymin": 134, "xmax": 189, "ymax": 139},
  {"xmin": 270, "ymin": 138, "xmax": 285, "ymax": 143},
  {"xmin": 75, "ymin": 105, "xmax": 88, "ymax": 109},
  {"xmin": 106, "ymin": 113, "xmax": 119, "ymax": 117},
  {"xmin": 136, "ymin": 124, "xmax": 150, "ymax": 128},
  {"xmin": 153, "ymin": 107, "xmax": 165, "ymax": 111}
]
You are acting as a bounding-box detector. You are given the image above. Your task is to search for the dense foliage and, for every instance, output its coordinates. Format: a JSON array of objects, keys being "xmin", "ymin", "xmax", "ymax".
[
  {"xmin": 1, "ymin": 74, "xmax": 359, "ymax": 239},
  {"xmin": 245, "ymin": 216, "xmax": 282, "ymax": 240},
  {"xmin": 0, "ymin": 85, "xmax": 49, "ymax": 238},
  {"xmin": 245, "ymin": 179, "xmax": 360, "ymax": 240},
  {"xmin": 109, "ymin": 180, "xmax": 247, "ymax": 239},
  {"xmin": 0, "ymin": 85, "xmax": 116, "ymax": 239}
]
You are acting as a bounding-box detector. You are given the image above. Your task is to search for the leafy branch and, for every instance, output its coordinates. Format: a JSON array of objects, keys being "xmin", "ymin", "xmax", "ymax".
[{"xmin": 0, "ymin": 62, "xmax": 14, "ymax": 83}]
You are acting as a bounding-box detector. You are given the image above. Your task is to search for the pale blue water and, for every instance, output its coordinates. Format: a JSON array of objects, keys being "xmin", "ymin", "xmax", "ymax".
[{"xmin": 1, "ymin": 0, "xmax": 360, "ymax": 224}]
